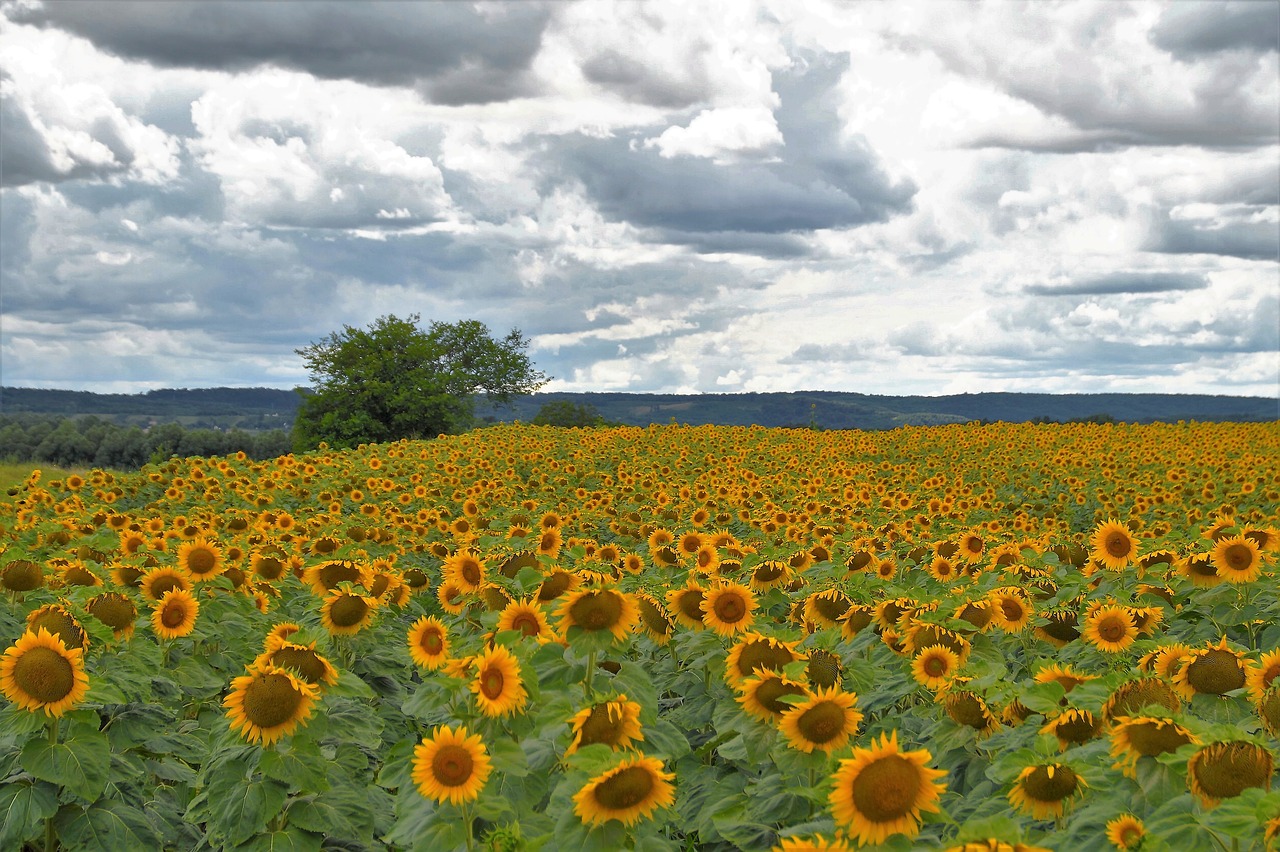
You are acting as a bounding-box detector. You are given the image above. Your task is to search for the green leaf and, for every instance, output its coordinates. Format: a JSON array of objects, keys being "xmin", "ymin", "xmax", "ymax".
[
  {"xmin": 260, "ymin": 741, "xmax": 329, "ymax": 793},
  {"xmin": 488, "ymin": 737, "xmax": 529, "ymax": 778},
  {"xmin": 0, "ymin": 780, "xmax": 58, "ymax": 850},
  {"xmin": 328, "ymin": 669, "xmax": 376, "ymax": 699},
  {"xmin": 208, "ymin": 775, "xmax": 290, "ymax": 848},
  {"xmin": 285, "ymin": 795, "xmax": 348, "ymax": 836},
  {"xmin": 234, "ymin": 826, "xmax": 324, "ymax": 852},
  {"xmin": 53, "ymin": 799, "xmax": 163, "ymax": 851},
  {"xmin": 20, "ymin": 729, "xmax": 111, "ymax": 803}
]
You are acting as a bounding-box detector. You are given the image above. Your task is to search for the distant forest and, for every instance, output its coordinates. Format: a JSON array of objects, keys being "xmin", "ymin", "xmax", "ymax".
[{"xmin": 0, "ymin": 386, "xmax": 1275, "ymax": 469}]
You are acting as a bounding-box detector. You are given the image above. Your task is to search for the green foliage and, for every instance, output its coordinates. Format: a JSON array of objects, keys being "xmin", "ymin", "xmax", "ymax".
[
  {"xmin": 292, "ymin": 314, "xmax": 548, "ymax": 451},
  {"xmin": 530, "ymin": 400, "xmax": 613, "ymax": 428}
]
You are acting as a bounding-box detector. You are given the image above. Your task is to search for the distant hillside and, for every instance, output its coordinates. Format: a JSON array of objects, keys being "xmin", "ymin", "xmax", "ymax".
[{"xmin": 2, "ymin": 386, "xmax": 1275, "ymax": 431}]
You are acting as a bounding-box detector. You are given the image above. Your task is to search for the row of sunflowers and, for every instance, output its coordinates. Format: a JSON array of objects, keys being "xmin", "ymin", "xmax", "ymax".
[{"xmin": 0, "ymin": 420, "xmax": 1277, "ymax": 850}]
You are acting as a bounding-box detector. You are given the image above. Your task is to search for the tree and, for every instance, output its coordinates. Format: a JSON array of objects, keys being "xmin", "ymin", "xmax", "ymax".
[
  {"xmin": 292, "ymin": 314, "xmax": 548, "ymax": 450},
  {"xmin": 531, "ymin": 400, "xmax": 612, "ymax": 428}
]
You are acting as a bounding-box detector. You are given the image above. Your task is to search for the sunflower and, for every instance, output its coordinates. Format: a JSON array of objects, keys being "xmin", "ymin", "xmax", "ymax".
[
  {"xmin": 26, "ymin": 603, "xmax": 88, "ymax": 651},
  {"xmin": 437, "ymin": 580, "xmax": 468, "ymax": 615},
  {"xmin": 177, "ymin": 537, "xmax": 224, "ymax": 582},
  {"xmin": 636, "ymin": 592, "xmax": 674, "ymax": 644},
  {"xmin": 1041, "ymin": 708, "xmax": 1102, "ymax": 750},
  {"xmin": 254, "ymin": 640, "xmax": 339, "ymax": 689},
  {"xmin": 749, "ymin": 559, "xmax": 792, "ymax": 592},
  {"xmin": 1, "ymin": 558, "xmax": 43, "ymax": 592},
  {"xmin": 1179, "ymin": 552, "xmax": 1222, "ymax": 587},
  {"xmin": 725, "ymin": 633, "xmax": 802, "ymax": 688},
  {"xmin": 829, "ymin": 730, "xmax": 946, "ymax": 846},
  {"xmin": 1259, "ymin": 686, "xmax": 1280, "ymax": 736},
  {"xmin": 536, "ymin": 568, "xmax": 579, "ymax": 604},
  {"xmin": 320, "ymin": 590, "xmax": 378, "ymax": 636},
  {"xmin": 912, "ymin": 645, "xmax": 962, "ymax": 691},
  {"xmin": 573, "ymin": 754, "xmax": 675, "ymax": 827},
  {"xmin": 406, "ymin": 616, "xmax": 451, "ymax": 670},
  {"xmin": 804, "ymin": 589, "xmax": 851, "ymax": 628},
  {"xmin": 702, "ymin": 582, "xmax": 756, "ymax": 636},
  {"xmin": 665, "ymin": 581, "xmax": 707, "ymax": 630},
  {"xmin": 772, "ymin": 834, "xmax": 851, "ymax": 852},
  {"xmin": 444, "ymin": 549, "xmax": 487, "ymax": 592},
  {"xmin": 265, "ymin": 622, "xmax": 303, "ymax": 648},
  {"xmin": 140, "ymin": 566, "xmax": 193, "ymax": 602},
  {"xmin": 470, "ymin": 644, "xmax": 528, "ymax": 718},
  {"xmin": 806, "ymin": 649, "xmax": 843, "ymax": 690},
  {"xmin": 1102, "ymin": 677, "xmax": 1180, "ymax": 722},
  {"xmin": 736, "ymin": 670, "xmax": 811, "ymax": 723},
  {"xmin": 87, "ymin": 592, "xmax": 138, "ymax": 640},
  {"xmin": 1090, "ymin": 520, "xmax": 1138, "ymax": 571},
  {"xmin": 304, "ymin": 560, "xmax": 366, "ymax": 596},
  {"xmin": 839, "ymin": 605, "xmax": 875, "ymax": 640},
  {"xmin": 1105, "ymin": 814, "xmax": 1145, "ymax": 851},
  {"xmin": 566, "ymin": 694, "xmax": 644, "ymax": 754},
  {"xmin": 904, "ymin": 622, "xmax": 970, "ymax": 658},
  {"xmin": 1174, "ymin": 636, "xmax": 1248, "ymax": 699},
  {"xmin": 988, "ymin": 588, "xmax": 1032, "ymax": 633},
  {"xmin": 412, "ymin": 724, "xmax": 492, "ymax": 805},
  {"xmin": 1033, "ymin": 663, "xmax": 1095, "ymax": 697},
  {"xmin": 939, "ymin": 681, "xmax": 1000, "ymax": 737},
  {"xmin": 1210, "ymin": 535, "xmax": 1264, "ymax": 583},
  {"xmin": 954, "ymin": 599, "xmax": 995, "ymax": 633},
  {"xmin": 152, "ymin": 588, "xmax": 199, "ymax": 639},
  {"xmin": 1248, "ymin": 648, "xmax": 1280, "ymax": 701},
  {"xmin": 1187, "ymin": 740, "xmax": 1275, "ymax": 807},
  {"xmin": 224, "ymin": 664, "xmax": 319, "ymax": 746},
  {"xmin": 496, "ymin": 598, "xmax": 553, "ymax": 643},
  {"xmin": 1007, "ymin": 762, "xmax": 1087, "ymax": 820},
  {"xmin": 558, "ymin": 588, "xmax": 638, "ymax": 644},
  {"xmin": 1148, "ymin": 642, "xmax": 1193, "ymax": 681},
  {"xmin": 1082, "ymin": 605, "xmax": 1137, "ymax": 653},
  {"xmin": 779, "ymin": 686, "xmax": 863, "ymax": 754},
  {"xmin": 1109, "ymin": 715, "xmax": 1198, "ymax": 778},
  {"xmin": 0, "ymin": 628, "xmax": 90, "ymax": 717}
]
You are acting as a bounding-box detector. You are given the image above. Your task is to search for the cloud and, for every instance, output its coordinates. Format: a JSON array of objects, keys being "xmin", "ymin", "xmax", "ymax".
[
  {"xmin": 1150, "ymin": 1, "xmax": 1280, "ymax": 58},
  {"xmin": 12, "ymin": 1, "xmax": 553, "ymax": 105},
  {"xmin": 1145, "ymin": 203, "xmax": 1280, "ymax": 260},
  {"xmin": 1026, "ymin": 271, "xmax": 1210, "ymax": 295}
]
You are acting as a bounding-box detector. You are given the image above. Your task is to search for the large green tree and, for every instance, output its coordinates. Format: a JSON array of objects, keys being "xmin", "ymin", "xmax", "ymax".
[{"xmin": 291, "ymin": 314, "xmax": 548, "ymax": 450}]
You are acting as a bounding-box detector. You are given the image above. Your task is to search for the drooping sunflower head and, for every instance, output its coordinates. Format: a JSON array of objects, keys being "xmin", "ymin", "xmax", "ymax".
[
  {"xmin": 954, "ymin": 599, "xmax": 995, "ymax": 633},
  {"xmin": 1109, "ymin": 715, "xmax": 1199, "ymax": 778},
  {"xmin": 804, "ymin": 589, "xmax": 851, "ymax": 628},
  {"xmin": 749, "ymin": 559, "xmax": 792, "ymax": 592},
  {"xmin": 904, "ymin": 621, "xmax": 970, "ymax": 659},
  {"xmin": 87, "ymin": 592, "xmax": 138, "ymax": 640},
  {"xmin": 469, "ymin": 643, "xmax": 528, "ymax": 718},
  {"xmin": 828, "ymin": 729, "xmax": 947, "ymax": 847},
  {"xmin": 566, "ymin": 694, "xmax": 644, "ymax": 754},
  {"xmin": 26, "ymin": 603, "xmax": 88, "ymax": 651},
  {"xmin": 254, "ymin": 640, "xmax": 339, "ymax": 689},
  {"xmin": 1175, "ymin": 636, "xmax": 1248, "ymax": 699},
  {"xmin": 1187, "ymin": 740, "xmax": 1275, "ymax": 807},
  {"xmin": 806, "ymin": 649, "xmax": 843, "ymax": 690},
  {"xmin": 725, "ymin": 633, "xmax": 801, "ymax": 687},
  {"xmin": 1090, "ymin": 520, "xmax": 1139, "ymax": 571},
  {"xmin": 1, "ymin": 559, "xmax": 43, "ymax": 592},
  {"xmin": 1008, "ymin": 762, "xmax": 1087, "ymax": 820},
  {"xmin": 558, "ymin": 588, "xmax": 639, "ymax": 643},
  {"xmin": 412, "ymin": 724, "xmax": 492, "ymax": 805},
  {"xmin": 1040, "ymin": 708, "xmax": 1103, "ymax": 750},
  {"xmin": 1102, "ymin": 676, "xmax": 1180, "ymax": 722},
  {"xmin": 223, "ymin": 664, "xmax": 319, "ymax": 746},
  {"xmin": 701, "ymin": 582, "xmax": 757, "ymax": 636},
  {"xmin": 1248, "ymin": 649, "xmax": 1280, "ymax": 702},
  {"xmin": 635, "ymin": 592, "xmax": 673, "ymax": 644},
  {"xmin": 939, "ymin": 680, "xmax": 1000, "ymax": 736},
  {"xmin": 0, "ymin": 628, "xmax": 91, "ymax": 717},
  {"xmin": 320, "ymin": 590, "xmax": 378, "ymax": 636},
  {"xmin": 536, "ymin": 568, "xmax": 579, "ymax": 604},
  {"xmin": 304, "ymin": 560, "xmax": 366, "ymax": 597},
  {"xmin": 778, "ymin": 686, "xmax": 863, "ymax": 754},
  {"xmin": 1257, "ymin": 685, "xmax": 1280, "ymax": 736},
  {"xmin": 1033, "ymin": 662, "xmax": 1095, "ymax": 697},
  {"xmin": 572, "ymin": 754, "xmax": 675, "ymax": 827},
  {"xmin": 152, "ymin": 588, "xmax": 200, "ymax": 640},
  {"xmin": 1179, "ymin": 552, "xmax": 1222, "ymax": 587},
  {"xmin": 736, "ymin": 669, "xmax": 811, "ymax": 723},
  {"xmin": 177, "ymin": 537, "xmax": 224, "ymax": 582}
]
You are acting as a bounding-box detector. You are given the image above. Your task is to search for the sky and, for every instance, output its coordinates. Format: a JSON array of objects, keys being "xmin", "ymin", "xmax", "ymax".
[{"xmin": 1, "ymin": 0, "xmax": 1278, "ymax": 398}]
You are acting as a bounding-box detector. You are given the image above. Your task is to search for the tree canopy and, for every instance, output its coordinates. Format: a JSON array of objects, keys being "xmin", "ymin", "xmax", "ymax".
[{"xmin": 292, "ymin": 314, "xmax": 548, "ymax": 450}]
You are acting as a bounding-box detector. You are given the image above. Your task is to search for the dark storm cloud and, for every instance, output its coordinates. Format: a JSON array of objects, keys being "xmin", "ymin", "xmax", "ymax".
[
  {"xmin": 0, "ymin": 86, "xmax": 60, "ymax": 186},
  {"xmin": 14, "ymin": 1, "xmax": 552, "ymax": 104},
  {"xmin": 1027, "ymin": 272, "xmax": 1210, "ymax": 296},
  {"xmin": 581, "ymin": 49, "xmax": 711, "ymax": 109},
  {"xmin": 544, "ymin": 51, "xmax": 914, "ymax": 239},
  {"xmin": 1150, "ymin": 1, "xmax": 1280, "ymax": 58}
]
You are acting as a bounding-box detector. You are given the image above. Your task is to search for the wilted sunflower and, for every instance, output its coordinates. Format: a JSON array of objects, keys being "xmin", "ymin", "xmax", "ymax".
[
  {"xmin": 912, "ymin": 645, "xmax": 962, "ymax": 691},
  {"xmin": 26, "ymin": 603, "xmax": 88, "ymax": 651},
  {"xmin": 702, "ymin": 582, "xmax": 756, "ymax": 636},
  {"xmin": 177, "ymin": 537, "xmax": 224, "ymax": 582},
  {"xmin": 1007, "ymin": 762, "xmax": 1087, "ymax": 820},
  {"xmin": 828, "ymin": 729, "xmax": 946, "ymax": 847},
  {"xmin": 320, "ymin": 590, "xmax": 378, "ymax": 636},
  {"xmin": 224, "ymin": 664, "xmax": 319, "ymax": 746},
  {"xmin": 140, "ymin": 566, "xmax": 193, "ymax": 602},
  {"xmin": 1082, "ymin": 604, "xmax": 1137, "ymax": 653},
  {"xmin": 573, "ymin": 754, "xmax": 675, "ymax": 827},
  {"xmin": 1210, "ymin": 535, "xmax": 1264, "ymax": 584},
  {"xmin": 1187, "ymin": 740, "xmax": 1274, "ymax": 807},
  {"xmin": 736, "ymin": 670, "xmax": 811, "ymax": 723},
  {"xmin": 1109, "ymin": 715, "xmax": 1198, "ymax": 778},
  {"xmin": 152, "ymin": 588, "xmax": 199, "ymax": 639},
  {"xmin": 636, "ymin": 592, "xmax": 674, "ymax": 644},
  {"xmin": 470, "ymin": 644, "xmax": 528, "ymax": 718},
  {"xmin": 779, "ymin": 686, "xmax": 863, "ymax": 754},
  {"xmin": 254, "ymin": 640, "xmax": 339, "ymax": 689},
  {"xmin": 725, "ymin": 633, "xmax": 802, "ymax": 688},
  {"xmin": 412, "ymin": 724, "xmax": 492, "ymax": 805},
  {"xmin": 566, "ymin": 694, "xmax": 644, "ymax": 754},
  {"xmin": 1174, "ymin": 636, "xmax": 1248, "ymax": 700},
  {"xmin": 1105, "ymin": 814, "xmax": 1145, "ymax": 851},
  {"xmin": 0, "ymin": 628, "xmax": 90, "ymax": 717},
  {"xmin": 559, "ymin": 588, "xmax": 638, "ymax": 643},
  {"xmin": 1090, "ymin": 520, "xmax": 1138, "ymax": 571},
  {"xmin": 407, "ymin": 615, "xmax": 450, "ymax": 670}
]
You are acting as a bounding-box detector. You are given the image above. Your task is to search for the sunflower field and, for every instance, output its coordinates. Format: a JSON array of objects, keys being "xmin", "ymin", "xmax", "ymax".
[{"xmin": 1, "ymin": 420, "xmax": 1278, "ymax": 852}]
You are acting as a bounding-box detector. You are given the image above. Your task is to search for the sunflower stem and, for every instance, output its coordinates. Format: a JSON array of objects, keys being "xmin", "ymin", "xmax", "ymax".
[
  {"xmin": 584, "ymin": 649, "xmax": 597, "ymax": 698},
  {"xmin": 461, "ymin": 802, "xmax": 475, "ymax": 852},
  {"xmin": 45, "ymin": 720, "xmax": 58, "ymax": 852}
]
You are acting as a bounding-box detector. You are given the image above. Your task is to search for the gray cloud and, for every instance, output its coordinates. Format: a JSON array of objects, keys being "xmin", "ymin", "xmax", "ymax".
[
  {"xmin": 1150, "ymin": 1, "xmax": 1280, "ymax": 58},
  {"xmin": 582, "ymin": 49, "xmax": 712, "ymax": 109},
  {"xmin": 1027, "ymin": 272, "xmax": 1210, "ymax": 296},
  {"xmin": 1146, "ymin": 213, "xmax": 1280, "ymax": 261},
  {"xmin": 13, "ymin": 1, "xmax": 552, "ymax": 104},
  {"xmin": 0, "ymin": 86, "xmax": 60, "ymax": 186}
]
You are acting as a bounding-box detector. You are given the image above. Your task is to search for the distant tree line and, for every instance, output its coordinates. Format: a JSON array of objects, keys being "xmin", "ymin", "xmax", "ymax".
[{"xmin": 0, "ymin": 414, "xmax": 292, "ymax": 469}]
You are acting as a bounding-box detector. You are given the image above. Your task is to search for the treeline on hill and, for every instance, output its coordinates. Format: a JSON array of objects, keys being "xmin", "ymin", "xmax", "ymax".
[{"xmin": 0, "ymin": 414, "xmax": 291, "ymax": 469}]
